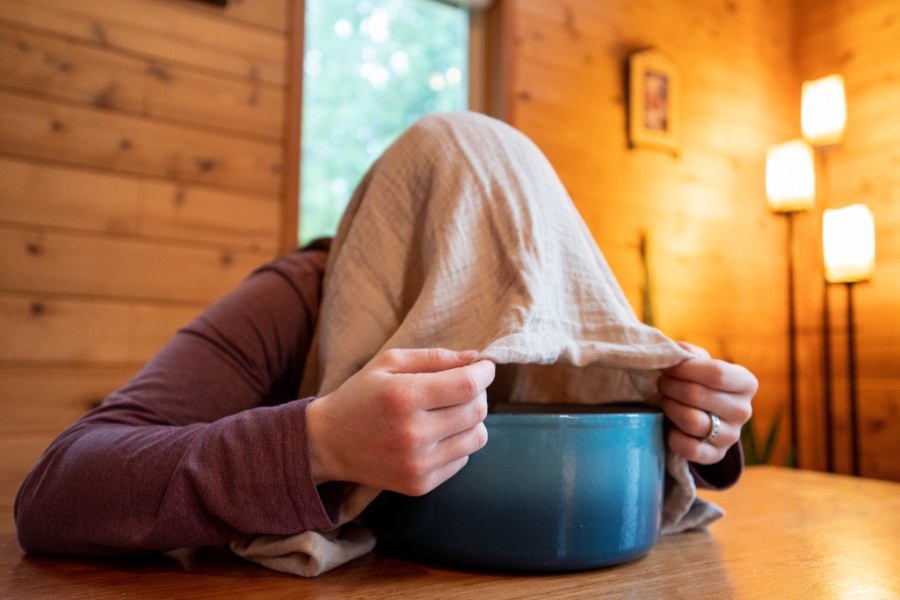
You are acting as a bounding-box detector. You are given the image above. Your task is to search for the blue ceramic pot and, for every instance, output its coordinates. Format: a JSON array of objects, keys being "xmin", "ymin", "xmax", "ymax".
[{"xmin": 366, "ymin": 403, "xmax": 665, "ymax": 572}]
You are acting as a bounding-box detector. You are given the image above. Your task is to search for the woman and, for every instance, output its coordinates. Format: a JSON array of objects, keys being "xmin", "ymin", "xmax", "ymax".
[{"xmin": 15, "ymin": 112, "xmax": 756, "ymax": 576}]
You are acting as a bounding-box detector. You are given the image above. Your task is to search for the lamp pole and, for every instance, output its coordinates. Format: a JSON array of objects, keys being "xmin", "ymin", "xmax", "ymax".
[
  {"xmin": 766, "ymin": 139, "xmax": 816, "ymax": 468},
  {"xmin": 786, "ymin": 211, "xmax": 800, "ymax": 466},
  {"xmin": 802, "ymin": 72, "xmax": 847, "ymax": 474},
  {"xmin": 822, "ymin": 280, "xmax": 835, "ymax": 472},
  {"xmin": 816, "ymin": 148, "xmax": 835, "ymax": 473},
  {"xmin": 846, "ymin": 282, "xmax": 860, "ymax": 476},
  {"xmin": 823, "ymin": 204, "xmax": 874, "ymax": 478}
]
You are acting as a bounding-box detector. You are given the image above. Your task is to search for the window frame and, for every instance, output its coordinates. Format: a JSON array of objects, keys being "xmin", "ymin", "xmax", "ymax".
[{"xmin": 279, "ymin": 0, "xmax": 505, "ymax": 254}]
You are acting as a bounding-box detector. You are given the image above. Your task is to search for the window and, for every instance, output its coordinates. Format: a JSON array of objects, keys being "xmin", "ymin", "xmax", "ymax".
[{"xmin": 300, "ymin": 0, "xmax": 470, "ymax": 245}]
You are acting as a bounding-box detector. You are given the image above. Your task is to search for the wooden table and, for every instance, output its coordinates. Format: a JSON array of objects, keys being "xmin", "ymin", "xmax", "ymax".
[{"xmin": 1, "ymin": 466, "xmax": 898, "ymax": 599}]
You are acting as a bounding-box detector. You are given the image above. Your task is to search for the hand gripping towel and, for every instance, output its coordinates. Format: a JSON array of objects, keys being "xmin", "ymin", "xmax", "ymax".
[{"xmin": 231, "ymin": 112, "xmax": 726, "ymax": 576}]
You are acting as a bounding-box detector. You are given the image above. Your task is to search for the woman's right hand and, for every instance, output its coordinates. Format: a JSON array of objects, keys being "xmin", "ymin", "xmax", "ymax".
[{"xmin": 306, "ymin": 348, "xmax": 495, "ymax": 496}]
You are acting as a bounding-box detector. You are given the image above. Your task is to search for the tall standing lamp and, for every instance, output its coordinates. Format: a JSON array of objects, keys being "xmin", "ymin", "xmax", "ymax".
[
  {"xmin": 822, "ymin": 204, "xmax": 875, "ymax": 476},
  {"xmin": 765, "ymin": 139, "xmax": 816, "ymax": 465},
  {"xmin": 801, "ymin": 73, "xmax": 847, "ymax": 472}
]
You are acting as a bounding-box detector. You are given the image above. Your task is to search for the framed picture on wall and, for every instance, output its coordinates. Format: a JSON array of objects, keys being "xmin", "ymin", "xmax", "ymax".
[{"xmin": 627, "ymin": 48, "xmax": 681, "ymax": 155}]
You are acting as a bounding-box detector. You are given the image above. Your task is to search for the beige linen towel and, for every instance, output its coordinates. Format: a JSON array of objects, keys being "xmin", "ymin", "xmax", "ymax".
[{"xmin": 231, "ymin": 112, "xmax": 725, "ymax": 576}]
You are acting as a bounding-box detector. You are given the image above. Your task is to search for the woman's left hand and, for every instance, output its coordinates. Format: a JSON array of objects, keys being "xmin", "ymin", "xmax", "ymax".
[{"xmin": 657, "ymin": 342, "xmax": 758, "ymax": 465}]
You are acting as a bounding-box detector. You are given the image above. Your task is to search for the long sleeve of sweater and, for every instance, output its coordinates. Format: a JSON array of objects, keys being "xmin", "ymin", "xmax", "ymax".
[
  {"xmin": 692, "ymin": 442, "xmax": 743, "ymax": 490},
  {"xmin": 14, "ymin": 249, "xmax": 335, "ymax": 556}
]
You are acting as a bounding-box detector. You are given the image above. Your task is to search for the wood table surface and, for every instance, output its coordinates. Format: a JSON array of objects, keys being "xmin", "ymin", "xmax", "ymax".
[{"xmin": 1, "ymin": 466, "xmax": 898, "ymax": 599}]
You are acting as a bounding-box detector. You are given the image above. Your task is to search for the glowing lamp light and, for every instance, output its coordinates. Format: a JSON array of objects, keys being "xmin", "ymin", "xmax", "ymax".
[
  {"xmin": 765, "ymin": 139, "xmax": 816, "ymax": 213},
  {"xmin": 802, "ymin": 74, "xmax": 847, "ymax": 147},
  {"xmin": 823, "ymin": 204, "xmax": 875, "ymax": 283}
]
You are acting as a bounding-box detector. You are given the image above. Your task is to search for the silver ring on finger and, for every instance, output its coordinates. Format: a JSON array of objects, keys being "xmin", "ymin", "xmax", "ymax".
[{"xmin": 702, "ymin": 412, "xmax": 720, "ymax": 444}]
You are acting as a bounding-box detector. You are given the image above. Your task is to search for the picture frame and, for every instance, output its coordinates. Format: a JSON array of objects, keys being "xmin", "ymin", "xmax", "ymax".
[{"xmin": 627, "ymin": 48, "xmax": 681, "ymax": 155}]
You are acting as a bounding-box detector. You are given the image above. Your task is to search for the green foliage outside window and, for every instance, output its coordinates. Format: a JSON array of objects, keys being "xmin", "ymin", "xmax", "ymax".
[{"xmin": 300, "ymin": 0, "xmax": 469, "ymax": 246}]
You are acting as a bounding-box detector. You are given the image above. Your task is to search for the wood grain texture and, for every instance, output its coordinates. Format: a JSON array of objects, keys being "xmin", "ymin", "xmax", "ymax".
[
  {"xmin": 0, "ymin": 365, "xmax": 136, "ymax": 434},
  {"xmin": 0, "ymin": 91, "xmax": 282, "ymax": 194},
  {"xmin": 0, "ymin": 23, "xmax": 145, "ymax": 112},
  {"xmin": 1, "ymin": 467, "xmax": 898, "ymax": 597},
  {"xmin": 144, "ymin": 61, "xmax": 284, "ymax": 140},
  {"xmin": 0, "ymin": 0, "xmax": 286, "ymax": 85},
  {"xmin": 0, "ymin": 226, "xmax": 271, "ymax": 303},
  {"xmin": 0, "ymin": 157, "xmax": 279, "ymax": 250},
  {"xmin": 0, "ymin": 293, "xmax": 199, "ymax": 363},
  {"xmin": 0, "ymin": 0, "xmax": 293, "ymax": 494},
  {"xmin": 139, "ymin": 179, "xmax": 279, "ymax": 250},
  {"xmin": 0, "ymin": 24, "xmax": 284, "ymax": 139},
  {"xmin": 0, "ymin": 156, "xmax": 140, "ymax": 235}
]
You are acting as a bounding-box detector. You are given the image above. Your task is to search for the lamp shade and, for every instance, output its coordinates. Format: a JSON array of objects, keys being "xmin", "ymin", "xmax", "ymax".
[
  {"xmin": 823, "ymin": 204, "xmax": 875, "ymax": 283},
  {"xmin": 765, "ymin": 139, "xmax": 816, "ymax": 213},
  {"xmin": 802, "ymin": 74, "xmax": 847, "ymax": 147}
]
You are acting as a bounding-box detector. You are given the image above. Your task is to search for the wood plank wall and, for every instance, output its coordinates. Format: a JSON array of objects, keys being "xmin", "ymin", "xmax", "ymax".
[
  {"xmin": 500, "ymin": 0, "xmax": 807, "ymax": 468},
  {"xmin": 0, "ymin": 0, "xmax": 294, "ymax": 511},
  {"xmin": 1, "ymin": 0, "xmax": 897, "ymax": 517},
  {"xmin": 501, "ymin": 0, "xmax": 900, "ymax": 481},
  {"xmin": 797, "ymin": 0, "xmax": 900, "ymax": 481}
]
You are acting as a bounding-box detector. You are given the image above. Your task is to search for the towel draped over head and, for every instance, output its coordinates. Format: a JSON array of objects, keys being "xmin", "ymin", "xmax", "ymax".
[{"xmin": 231, "ymin": 112, "xmax": 725, "ymax": 577}]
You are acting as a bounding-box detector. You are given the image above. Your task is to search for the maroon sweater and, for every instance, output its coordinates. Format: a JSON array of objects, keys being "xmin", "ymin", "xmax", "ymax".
[{"xmin": 15, "ymin": 247, "xmax": 741, "ymax": 556}]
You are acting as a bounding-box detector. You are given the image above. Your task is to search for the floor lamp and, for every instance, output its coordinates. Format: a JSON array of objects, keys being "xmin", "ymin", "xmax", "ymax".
[
  {"xmin": 765, "ymin": 140, "xmax": 816, "ymax": 466},
  {"xmin": 823, "ymin": 205, "xmax": 875, "ymax": 477},
  {"xmin": 802, "ymin": 74, "xmax": 847, "ymax": 472}
]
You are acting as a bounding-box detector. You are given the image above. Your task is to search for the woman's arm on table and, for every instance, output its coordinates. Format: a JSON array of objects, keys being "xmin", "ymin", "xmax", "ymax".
[
  {"xmin": 15, "ymin": 249, "xmax": 334, "ymax": 556},
  {"xmin": 14, "ymin": 245, "xmax": 495, "ymax": 557}
]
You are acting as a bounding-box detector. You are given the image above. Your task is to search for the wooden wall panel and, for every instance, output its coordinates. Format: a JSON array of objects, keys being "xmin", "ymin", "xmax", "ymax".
[
  {"xmin": 0, "ymin": 24, "xmax": 284, "ymax": 139},
  {"xmin": 0, "ymin": 156, "xmax": 139, "ymax": 234},
  {"xmin": 0, "ymin": 227, "xmax": 270, "ymax": 303},
  {"xmin": 0, "ymin": 366, "xmax": 136, "ymax": 434},
  {"xmin": 0, "ymin": 92, "xmax": 282, "ymax": 194},
  {"xmin": 139, "ymin": 180, "xmax": 279, "ymax": 250},
  {"xmin": 0, "ymin": 157, "xmax": 279, "ymax": 249},
  {"xmin": 0, "ymin": 23, "xmax": 145, "ymax": 112},
  {"xmin": 0, "ymin": 0, "xmax": 286, "ymax": 84},
  {"xmin": 144, "ymin": 65, "xmax": 284, "ymax": 140},
  {"xmin": 0, "ymin": 294, "xmax": 199, "ymax": 363},
  {"xmin": 796, "ymin": 0, "xmax": 900, "ymax": 481},
  {"xmin": 503, "ymin": 0, "xmax": 802, "ymax": 468},
  {"xmin": 1, "ymin": 295, "xmax": 131, "ymax": 363},
  {"xmin": 0, "ymin": 0, "xmax": 295, "ymax": 502}
]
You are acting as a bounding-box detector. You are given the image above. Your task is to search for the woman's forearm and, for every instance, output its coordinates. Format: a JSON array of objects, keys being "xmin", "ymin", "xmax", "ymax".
[
  {"xmin": 14, "ymin": 250, "xmax": 331, "ymax": 555},
  {"xmin": 14, "ymin": 400, "xmax": 334, "ymax": 555}
]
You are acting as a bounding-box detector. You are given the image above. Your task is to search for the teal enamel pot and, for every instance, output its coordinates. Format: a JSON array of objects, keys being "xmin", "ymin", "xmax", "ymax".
[{"xmin": 365, "ymin": 403, "xmax": 665, "ymax": 572}]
